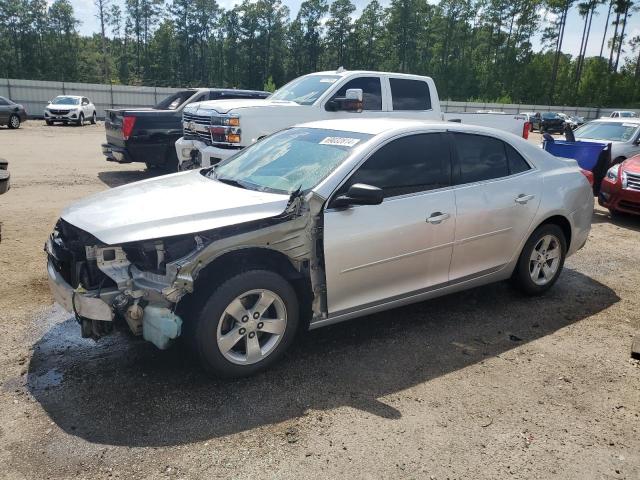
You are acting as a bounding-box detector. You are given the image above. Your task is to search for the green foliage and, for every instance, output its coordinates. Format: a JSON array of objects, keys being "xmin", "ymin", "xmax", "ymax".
[
  {"xmin": 263, "ymin": 76, "xmax": 277, "ymax": 92},
  {"xmin": 0, "ymin": 0, "xmax": 638, "ymax": 106}
]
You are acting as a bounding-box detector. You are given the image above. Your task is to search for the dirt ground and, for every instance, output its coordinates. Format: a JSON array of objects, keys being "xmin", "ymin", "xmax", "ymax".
[{"xmin": 0, "ymin": 122, "xmax": 639, "ymax": 479}]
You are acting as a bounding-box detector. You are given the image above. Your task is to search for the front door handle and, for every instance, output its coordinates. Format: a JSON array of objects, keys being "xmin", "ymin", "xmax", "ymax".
[
  {"xmin": 426, "ymin": 212, "xmax": 450, "ymax": 224},
  {"xmin": 515, "ymin": 194, "xmax": 535, "ymax": 205}
]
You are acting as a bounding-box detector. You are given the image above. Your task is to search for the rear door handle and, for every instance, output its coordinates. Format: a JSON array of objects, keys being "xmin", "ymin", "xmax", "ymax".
[
  {"xmin": 426, "ymin": 212, "xmax": 450, "ymax": 224},
  {"xmin": 515, "ymin": 194, "xmax": 535, "ymax": 204}
]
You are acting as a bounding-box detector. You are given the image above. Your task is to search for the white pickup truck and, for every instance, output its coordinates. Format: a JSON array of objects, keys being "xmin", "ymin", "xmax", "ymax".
[{"xmin": 175, "ymin": 69, "xmax": 530, "ymax": 169}]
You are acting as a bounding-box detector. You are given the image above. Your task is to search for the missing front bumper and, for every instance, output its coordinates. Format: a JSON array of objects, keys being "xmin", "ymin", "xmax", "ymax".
[{"xmin": 47, "ymin": 260, "xmax": 114, "ymax": 322}]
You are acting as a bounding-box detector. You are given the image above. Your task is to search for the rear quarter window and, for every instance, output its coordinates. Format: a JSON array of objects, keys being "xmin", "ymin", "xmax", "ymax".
[{"xmin": 389, "ymin": 78, "xmax": 431, "ymax": 111}]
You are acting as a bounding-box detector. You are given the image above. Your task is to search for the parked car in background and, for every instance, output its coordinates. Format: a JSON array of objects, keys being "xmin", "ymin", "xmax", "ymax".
[
  {"xmin": 531, "ymin": 112, "xmax": 565, "ymax": 133},
  {"xmin": 45, "ymin": 96, "xmax": 96, "ymax": 126},
  {"xmin": 103, "ymin": 88, "xmax": 269, "ymax": 172},
  {"xmin": 46, "ymin": 118, "xmax": 592, "ymax": 377},
  {"xmin": 599, "ymin": 154, "xmax": 640, "ymax": 216},
  {"xmin": 523, "ymin": 112, "xmax": 541, "ymax": 131},
  {"xmin": 0, "ymin": 159, "xmax": 8, "ymax": 195},
  {"xmin": 0, "ymin": 96, "xmax": 27, "ymax": 129},
  {"xmin": 558, "ymin": 113, "xmax": 584, "ymax": 130},
  {"xmin": 609, "ymin": 111, "xmax": 637, "ymax": 118},
  {"xmin": 176, "ymin": 69, "xmax": 530, "ymax": 170},
  {"xmin": 574, "ymin": 118, "xmax": 640, "ymax": 163}
]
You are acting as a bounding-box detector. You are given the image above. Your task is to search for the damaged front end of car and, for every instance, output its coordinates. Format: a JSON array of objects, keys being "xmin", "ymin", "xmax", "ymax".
[{"xmin": 45, "ymin": 190, "xmax": 327, "ymax": 350}]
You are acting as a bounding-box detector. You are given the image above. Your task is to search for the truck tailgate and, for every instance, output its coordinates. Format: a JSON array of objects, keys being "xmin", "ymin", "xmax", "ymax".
[{"xmin": 105, "ymin": 109, "xmax": 125, "ymax": 147}]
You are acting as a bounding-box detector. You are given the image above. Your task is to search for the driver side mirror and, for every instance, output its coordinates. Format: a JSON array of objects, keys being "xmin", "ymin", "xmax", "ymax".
[
  {"xmin": 330, "ymin": 183, "xmax": 383, "ymax": 209},
  {"xmin": 326, "ymin": 88, "xmax": 364, "ymax": 113}
]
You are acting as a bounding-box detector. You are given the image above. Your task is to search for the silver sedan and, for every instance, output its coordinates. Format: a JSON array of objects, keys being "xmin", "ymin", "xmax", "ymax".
[{"xmin": 46, "ymin": 118, "xmax": 593, "ymax": 377}]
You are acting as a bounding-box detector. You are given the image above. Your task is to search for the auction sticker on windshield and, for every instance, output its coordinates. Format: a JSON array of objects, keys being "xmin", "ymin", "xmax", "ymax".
[{"xmin": 319, "ymin": 137, "xmax": 361, "ymax": 147}]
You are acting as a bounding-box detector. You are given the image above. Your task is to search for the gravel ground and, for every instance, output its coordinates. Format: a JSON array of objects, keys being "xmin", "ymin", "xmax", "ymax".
[{"xmin": 0, "ymin": 122, "xmax": 639, "ymax": 479}]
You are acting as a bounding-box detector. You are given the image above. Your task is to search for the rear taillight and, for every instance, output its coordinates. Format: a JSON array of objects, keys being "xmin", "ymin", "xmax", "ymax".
[
  {"xmin": 522, "ymin": 122, "xmax": 530, "ymax": 139},
  {"xmin": 580, "ymin": 169, "xmax": 594, "ymax": 186},
  {"xmin": 122, "ymin": 116, "xmax": 136, "ymax": 140}
]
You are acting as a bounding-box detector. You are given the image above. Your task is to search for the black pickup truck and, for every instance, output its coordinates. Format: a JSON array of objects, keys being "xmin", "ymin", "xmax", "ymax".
[{"xmin": 102, "ymin": 88, "xmax": 269, "ymax": 171}]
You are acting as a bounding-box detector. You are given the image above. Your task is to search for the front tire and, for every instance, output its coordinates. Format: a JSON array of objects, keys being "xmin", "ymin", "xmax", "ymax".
[
  {"xmin": 90, "ymin": 111, "xmax": 96, "ymax": 124},
  {"xmin": 512, "ymin": 224, "xmax": 566, "ymax": 295},
  {"xmin": 8, "ymin": 114, "xmax": 20, "ymax": 129},
  {"xmin": 45, "ymin": 119, "xmax": 53, "ymax": 126},
  {"xmin": 187, "ymin": 270, "xmax": 300, "ymax": 378},
  {"xmin": 76, "ymin": 113, "xmax": 84, "ymax": 126}
]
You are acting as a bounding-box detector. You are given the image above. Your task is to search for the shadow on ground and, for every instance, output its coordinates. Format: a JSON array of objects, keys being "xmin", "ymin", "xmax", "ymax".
[
  {"xmin": 592, "ymin": 208, "xmax": 640, "ymax": 232},
  {"xmin": 98, "ymin": 169, "xmax": 160, "ymax": 188},
  {"xmin": 27, "ymin": 268, "xmax": 618, "ymax": 447}
]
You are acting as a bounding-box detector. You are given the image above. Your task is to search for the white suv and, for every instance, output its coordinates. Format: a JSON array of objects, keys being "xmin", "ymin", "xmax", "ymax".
[{"xmin": 45, "ymin": 96, "xmax": 97, "ymax": 126}]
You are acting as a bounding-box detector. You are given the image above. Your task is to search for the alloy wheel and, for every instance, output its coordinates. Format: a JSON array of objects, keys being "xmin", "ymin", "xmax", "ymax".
[
  {"xmin": 216, "ymin": 289, "xmax": 287, "ymax": 365},
  {"xmin": 529, "ymin": 234, "xmax": 561, "ymax": 286},
  {"xmin": 9, "ymin": 115, "xmax": 19, "ymax": 128}
]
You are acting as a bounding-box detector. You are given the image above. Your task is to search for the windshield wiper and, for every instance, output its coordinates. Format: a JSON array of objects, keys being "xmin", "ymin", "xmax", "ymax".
[{"xmin": 216, "ymin": 176, "xmax": 248, "ymax": 189}]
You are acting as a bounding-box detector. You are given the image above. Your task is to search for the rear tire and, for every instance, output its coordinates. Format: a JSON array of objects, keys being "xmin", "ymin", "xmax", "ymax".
[
  {"xmin": 8, "ymin": 114, "xmax": 20, "ymax": 129},
  {"xmin": 186, "ymin": 269, "xmax": 299, "ymax": 378},
  {"xmin": 609, "ymin": 208, "xmax": 623, "ymax": 219},
  {"xmin": 512, "ymin": 224, "xmax": 566, "ymax": 296},
  {"xmin": 160, "ymin": 149, "xmax": 179, "ymax": 173}
]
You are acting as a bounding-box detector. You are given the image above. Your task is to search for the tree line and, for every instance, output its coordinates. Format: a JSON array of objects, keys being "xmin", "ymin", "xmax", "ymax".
[{"xmin": 0, "ymin": 0, "xmax": 639, "ymax": 107}]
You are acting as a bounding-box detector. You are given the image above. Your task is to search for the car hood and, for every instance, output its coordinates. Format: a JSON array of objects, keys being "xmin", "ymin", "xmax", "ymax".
[
  {"xmin": 61, "ymin": 170, "xmax": 291, "ymax": 245},
  {"xmin": 46, "ymin": 104, "xmax": 78, "ymax": 110},
  {"xmin": 186, "ymin": 99, "xmax": 300, "ymax": 114},
  {"xmin": 623, "ymin": 155, "xmax": 640, "ymax": 172}
]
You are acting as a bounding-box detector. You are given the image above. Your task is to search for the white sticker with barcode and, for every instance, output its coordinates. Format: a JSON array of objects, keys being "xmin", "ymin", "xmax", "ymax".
[
  {"xmin": 622, "ymin": 123, "xmax": 637, "ymax": 127},
  {"xmin": 319, "ymin": 137, "xmax": 361, "ymax": 147},
  {"xmin": 319, "ymin": 78, "xmax": 338, "ymax": 83}
]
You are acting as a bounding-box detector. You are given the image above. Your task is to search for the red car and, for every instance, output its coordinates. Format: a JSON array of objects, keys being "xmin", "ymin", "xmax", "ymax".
[{"xmin": 599, "ymin": 155, "xmax": 640, "ymax": 215}]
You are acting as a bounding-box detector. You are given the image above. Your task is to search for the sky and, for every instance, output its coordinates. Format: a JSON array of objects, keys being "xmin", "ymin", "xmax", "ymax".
[{"xmin": 68, "ymin": 0, "xmax": 640, "ymax": 63}]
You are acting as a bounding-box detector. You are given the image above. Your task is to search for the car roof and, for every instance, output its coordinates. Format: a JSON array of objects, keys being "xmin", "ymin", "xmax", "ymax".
[
  {"xmin": 297, "ymin": 118, "xmax": 524, "ymax": 140},
  {"xmin": 305, "ymin": 69, "xmax": 433, "ymax": 81},
  {"xmin": 298, "ymin": 118, "xmax": 442, "ymax": 135},
  {"xmin": 594, "ymin": 117, "xmax": 640, "ymax": 124}
]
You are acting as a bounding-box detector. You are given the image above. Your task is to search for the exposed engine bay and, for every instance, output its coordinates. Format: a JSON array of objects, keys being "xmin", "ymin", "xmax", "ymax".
[{"xmin": 45, "ymin": 190, "xmax": 327, "ymax": 349}]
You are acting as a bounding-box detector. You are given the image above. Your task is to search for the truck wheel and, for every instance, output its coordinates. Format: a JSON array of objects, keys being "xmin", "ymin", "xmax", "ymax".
[
  {"xmin": 90, "ymin": 112, "xmax": 96, "ymax": 124},
  {"xmin": 511, "ymin": 224, "xmax": 566, "ymax": 296},
  {"xmin": 8, "ymin": 114, "xmax": 20, "ymax": 129},
  {"xmin": 186, "ymin": 270, "xmax": 300, "ymax": 378},
  {"xmin": 161, "ymin": 149, "xmax": 179, "ymax": 173},
  {"xmin": 76, "ymin": 113, "xmax": 84, "ymax": 126}
]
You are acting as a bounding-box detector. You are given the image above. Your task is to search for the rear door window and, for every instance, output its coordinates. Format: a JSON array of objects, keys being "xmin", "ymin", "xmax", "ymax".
[
  {"xmin": 389, "ymin": 78, "xmax": 431, "ymax": 111},
  {"xmin": 452, "ymin": 133, "xmax": 510, "ymax": 184},
  {"xmin": 506, "ymin": 144, "xmax": 531, "ymax": 174},
  {"xmin": 340, "ymin": 133, "xmax": 451, "ymax": 198}
]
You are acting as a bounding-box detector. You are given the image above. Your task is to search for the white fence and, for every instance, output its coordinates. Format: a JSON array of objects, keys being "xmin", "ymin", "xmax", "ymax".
[
  {"xmin": 1, "ymin": 77, "xmax": 638, "ymax": 120},
  {"xmin": 0, "ymin": 78, "xmax": 181, "ymax": 119}
]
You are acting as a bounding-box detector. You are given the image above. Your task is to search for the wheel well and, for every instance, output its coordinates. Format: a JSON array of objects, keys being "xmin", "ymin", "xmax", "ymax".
[
  {"xmin": 539, "ymin": 215, "xmax": 572, "ymax": 250},
  {"xmin": 179, "ymin": 247, "xmax": 312, "ymax": 323}
]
